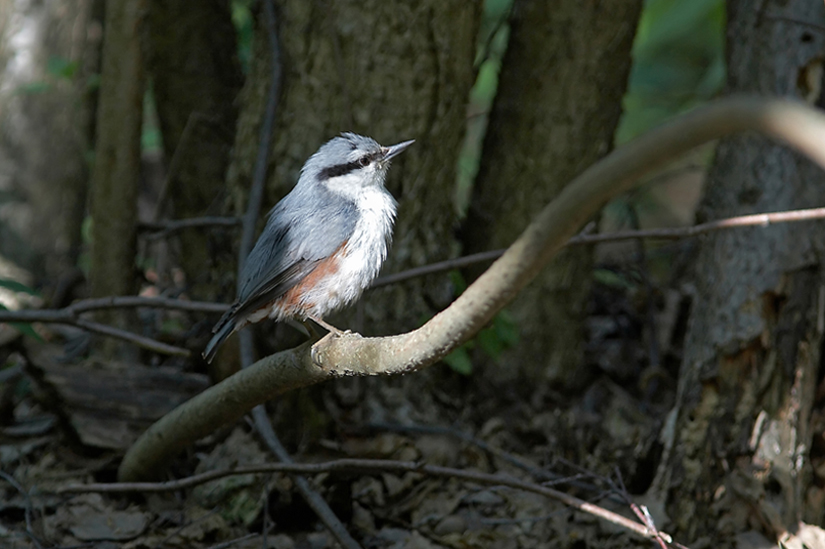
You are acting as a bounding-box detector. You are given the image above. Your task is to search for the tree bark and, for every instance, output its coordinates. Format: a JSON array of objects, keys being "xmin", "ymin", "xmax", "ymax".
[
  {"xmin": 462, "ymin": 0, "xmax": 641, "ymax": 385},
  {"xmin": 651, "ymin": 1, "xmax": 825, "ymax": 542},
  {"xmin": 89, "ymin": 0, "xmax": 145, "ymax": 344},
  {"xmin": 0, "ymin": 0, "xmax": 101, "ymax": 292},
  {"xmin": 225, "ymin": 0, "xmax": 479, "ymax": 340},
  {"xmin": 142, "ymin": 0, "xmax": 243, "ymax": 299}
]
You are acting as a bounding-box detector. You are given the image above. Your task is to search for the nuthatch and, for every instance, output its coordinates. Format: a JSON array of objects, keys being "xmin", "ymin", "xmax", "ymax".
[{"xmin": 203, "ymin": 133, "xmax": 414, "ymax": 363}]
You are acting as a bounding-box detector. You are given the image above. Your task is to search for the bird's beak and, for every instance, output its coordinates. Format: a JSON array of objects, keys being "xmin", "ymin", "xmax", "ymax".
[{"xmin": 382, "ymin": 139, "xmax": 415, "ymax": 161}]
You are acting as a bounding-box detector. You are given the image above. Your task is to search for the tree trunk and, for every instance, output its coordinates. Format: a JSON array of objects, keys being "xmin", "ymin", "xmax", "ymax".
[
  {"xmin": 224, "ymin": 0, "xmax": 479, "ymax": 342},
  {"xmin": 88, "ymin": 0, "xmax": 145, "ymax": 345},
  {"xmin": 142, "ymin": 0, "xmax": 243, "ymax": 299},
  {"xmin": 462, "ymin": 0, "xmax": 641, "ymax": 386},
  {"xmin": 650, "ymin": 1, "xmax": 825, "ymax": 543},
  {"xmin": 0, "ymin": 0, "xmax": 101, "ymax": 293}
]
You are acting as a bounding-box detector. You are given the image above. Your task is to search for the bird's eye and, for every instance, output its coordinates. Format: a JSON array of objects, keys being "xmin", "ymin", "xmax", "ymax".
[{"xmin": 357, "ymin": 156, "xmax": 370, "ymax": 168}]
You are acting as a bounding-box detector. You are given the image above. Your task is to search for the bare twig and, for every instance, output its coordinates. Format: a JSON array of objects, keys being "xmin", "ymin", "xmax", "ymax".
[
  {"xmin": 238, "ymin": 3, "xmax": 279, "ymax": 268},
  {"xmin": 373, "ymin": 206, "xmax": 825, "ymax": 287},
  {"xmin": 152, "ymin": 112, "xmax": 214, "ymax": 222},
  {"xmin": 68, "ymin": 295, "xmax": 228, "ymax": 314},
  {"xmin": 570, "ymin": 206, "xmax": 825, "ymax": 244},
  {"xmin": 372, "ymin": 250, "xmax": 504, "ymax": 287},
  {"xmin": 0, "ymin": 296, "xmax": 227, "ymax": 320},
  {"xmin": 63, "ymin": 458, "xmax": 677, "ymax": 545},
  {"xmin": 0, "ymin": 307, "xmax": 189, "ymax": 356},
  {"xmin": 252, "ymin": 407, "xmax": 361, "ymax": 549},
  {"xmin": 74, "ymin": 318, "xmax": 190, "ymax": 356},
  {"xmin": 367, "ymin": 422, "xmax": 560, "ymax": 483},
  {"xmin": 0, "ymin": 296, "xmax": 229, "ymax": 355},
  {"xmin": 139, "ymin": 216, "xmax": 241, "ymax": 240}
]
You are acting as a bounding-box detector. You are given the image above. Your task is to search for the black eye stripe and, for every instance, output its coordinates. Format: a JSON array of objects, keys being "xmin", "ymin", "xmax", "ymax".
[{"xmin": 319, "ymin": 151, "xmax": 381, "ymax": 180}]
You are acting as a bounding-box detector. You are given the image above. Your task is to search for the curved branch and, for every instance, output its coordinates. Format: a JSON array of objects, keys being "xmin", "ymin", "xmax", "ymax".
[{"xmin": 119, "ymin": 97, "xmax": 825, "ymax": 482}]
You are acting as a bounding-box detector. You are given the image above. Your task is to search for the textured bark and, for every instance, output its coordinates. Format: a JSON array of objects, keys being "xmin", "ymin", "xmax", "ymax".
[
  {"xmin": 225, "ymin": 1, "xmax": 479, "ymax": 339},
  {"xmin": 89, "ymin": 0, "xmax": 145, "ymax": 339},
  {"xmin": 142, "ymin": 0, "xmax": 242, "ymax": 298},
  {"xmin": 651, "ymin": 1, "xmax": 825, "ymax": 543},
  {"xmin": 462, "ymin": 0, "xmax": 641, "ymax": 385},
  {"xmin": 0, "ymin": 0, "xmax": 101, "ymax": 289}
]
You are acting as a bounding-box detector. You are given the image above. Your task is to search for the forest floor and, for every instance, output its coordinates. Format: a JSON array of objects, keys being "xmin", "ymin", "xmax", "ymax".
[{"xmin": 0, "ymin": 268, "xmax": 700, "ymax": 549}]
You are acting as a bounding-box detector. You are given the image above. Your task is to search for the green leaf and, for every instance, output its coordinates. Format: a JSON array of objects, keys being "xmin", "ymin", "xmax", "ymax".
[
  {"xmin": 46, "ymin": 56, "xmax": 79, "ymax": 79},
  {"xmin": 477, "ymin": 311, "xmax": 519, "ymax": 361},
  {"xmin": 0, "ymin": 279, "xmax": 39, "ymax": 297},
  {"xmin": 15, "ymin": 82, "xmax": 51, "ymax": 95},
  {"xmin": 593, "ymin": 268, "xmax": 634, "ymax": 290},
  {"xmin": 449, "ymin": 269, "xmax": 468, "ymax": 295},
  {"xmin": 85, "ymin": 73, "xmax": 101, "ymax": 91},
  {"xmin": 494, "ymin": 311, "xmax": 519, "ymax": 347},
  {"xmin": 478, "ymin": 325, "xmax": 504, "ymax": 360},
  {"xmin": 443, "ymin": 346, "xmax": 473, "ymax": 376}
]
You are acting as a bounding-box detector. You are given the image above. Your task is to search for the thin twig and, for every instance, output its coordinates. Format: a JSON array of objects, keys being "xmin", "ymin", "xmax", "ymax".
[
  {"xmin": 571, "ymin": 206, "xmax": 825, "ymax": 243},
  {"xmin": 252, "ymin": 407, "xmax": 361, "ymax": 549},
  {"xmin": 61, "ymin": 458, "xmax": 677, "ymax": 545},
  {"xmin": 365, "ymin": 422, "xmax": 613, "ymax": 499},
  {"xmin": 0, "ymin": 307, "xmax": 189, "ymax": 356},
  {"xmin": 367, "ymin": 422, "xmax": 556, "ymax": 482},
  {"xmin": 372, "ymin": 250, "xmax": 504, "ymax": 287},
  {"xmin": 139, "ymin": 216, "xmax": 241, "ymax": 240},
  {"xmin": 69, "ymin": 295, "xmax": 228, "ymax": 314},
  {"xmin": 372, "ymin": 206, "xmax": 825, "ymax": 287},
  {"xmin": 0, "ymin": 297, "xmax": 227, "ymax": 320},
  {"xmin": 238, "ymin": 1, "xmax": 280, "ymax": 269},
  {"xmin": 0, "ymin": 296, "xmax": 226, "ymax": 355},
  {"xmin": 74, "ymin": 318, "xmax": 190, "ymax": 356},
  {"xmin": 152, "ymin": 112, "xmax": 213, "ymax": 222}
]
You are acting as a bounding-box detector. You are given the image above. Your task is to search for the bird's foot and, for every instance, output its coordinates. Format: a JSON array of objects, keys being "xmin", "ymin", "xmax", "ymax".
[{"xmin": 308, "ymin": 315, "xmax": 348, "ymax": 336}]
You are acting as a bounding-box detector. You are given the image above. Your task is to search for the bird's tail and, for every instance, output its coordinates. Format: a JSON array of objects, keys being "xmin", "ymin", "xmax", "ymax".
[{"xmin": 202, "ymin": 313, "xmax": 237, "ymax": 364}]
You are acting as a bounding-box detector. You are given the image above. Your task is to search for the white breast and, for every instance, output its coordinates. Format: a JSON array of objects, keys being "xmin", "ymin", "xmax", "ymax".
[{"xmin": 299, "ymin": 186, "xmax": 397, "ymax": 318}]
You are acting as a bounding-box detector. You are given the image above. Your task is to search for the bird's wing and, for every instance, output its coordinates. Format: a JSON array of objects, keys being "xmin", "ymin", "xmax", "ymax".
[{"xmin": 231, "ymin": 193, "xmax": 358, "ymax": 321}]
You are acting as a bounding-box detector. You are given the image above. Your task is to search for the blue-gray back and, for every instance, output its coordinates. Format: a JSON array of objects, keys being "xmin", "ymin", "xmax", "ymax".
[{"xmin": 236, "ymin": 181, "xmax": 357, "ymax": 313}]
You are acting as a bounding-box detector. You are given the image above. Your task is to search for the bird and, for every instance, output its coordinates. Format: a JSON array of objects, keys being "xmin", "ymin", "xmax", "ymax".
[{"xmin": 202, "ymin": 132, "xmax": 414, "ymax": 363}]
